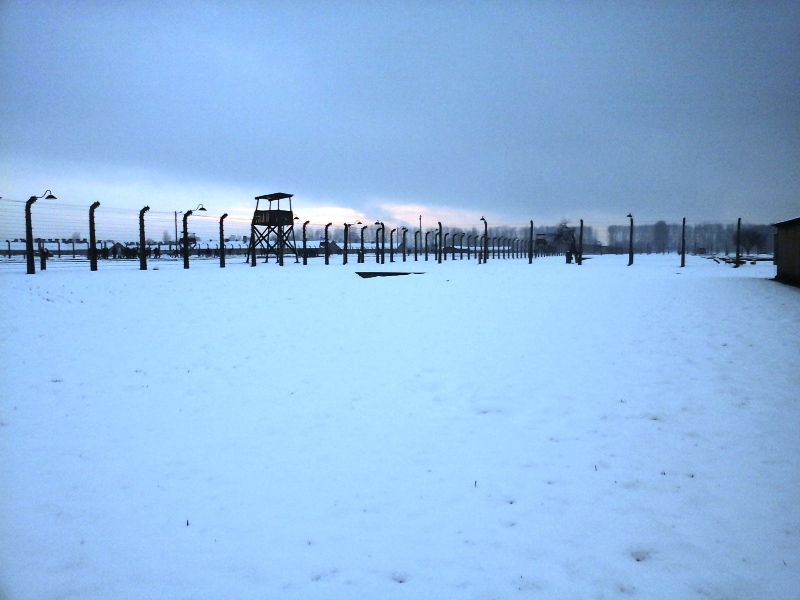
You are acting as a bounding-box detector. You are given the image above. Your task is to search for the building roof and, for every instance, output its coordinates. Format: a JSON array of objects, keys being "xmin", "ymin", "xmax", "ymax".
[{"xmin": 771, "ymin": 216, "xmax": 800, "ymax": 228}]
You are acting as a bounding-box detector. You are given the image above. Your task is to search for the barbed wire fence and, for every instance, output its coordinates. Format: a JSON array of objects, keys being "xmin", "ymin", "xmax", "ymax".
[{"xmin": 0, "ymin": 197, "xmax": 776, "ymax": 271}]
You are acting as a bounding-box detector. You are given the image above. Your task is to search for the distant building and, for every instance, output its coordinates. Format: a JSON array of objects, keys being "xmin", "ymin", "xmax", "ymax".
[{"xmin": 771, "ymin": 216, "xmax": 800, "ymax": 285}]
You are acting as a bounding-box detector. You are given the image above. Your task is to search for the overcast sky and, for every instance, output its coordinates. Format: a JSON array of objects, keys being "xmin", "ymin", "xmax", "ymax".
[{"xmin": 2, "ymin": 1, "xmax": 798, "ymax": 227}]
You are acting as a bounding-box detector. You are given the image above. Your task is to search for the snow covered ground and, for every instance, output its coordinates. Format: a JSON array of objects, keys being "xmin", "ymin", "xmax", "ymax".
[{"xmin": 1, "ymin": 255, "xmax": 798, "ymax": 600}]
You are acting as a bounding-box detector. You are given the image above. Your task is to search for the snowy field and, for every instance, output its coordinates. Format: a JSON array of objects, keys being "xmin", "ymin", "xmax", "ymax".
[{"xmin": 1, "ymin": 255, "xmax": 798, "ymax": 600}]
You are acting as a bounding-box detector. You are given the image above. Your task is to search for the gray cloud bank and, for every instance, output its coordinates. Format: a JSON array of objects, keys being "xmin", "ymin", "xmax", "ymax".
[{"xmin": 2, "ymin": 1, "xmax": 798, "ymax": 224}]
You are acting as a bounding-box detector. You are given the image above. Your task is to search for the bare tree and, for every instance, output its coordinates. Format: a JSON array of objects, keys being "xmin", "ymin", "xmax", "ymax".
[{"xmin": 739, "ymin": 227, "xmax": 768, "ymax": 255}]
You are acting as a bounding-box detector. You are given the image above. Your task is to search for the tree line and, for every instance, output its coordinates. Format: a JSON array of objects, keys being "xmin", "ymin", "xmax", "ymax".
[{"xmin": 607, "ymin": 221, "xmax": 774, "ymax": 255}]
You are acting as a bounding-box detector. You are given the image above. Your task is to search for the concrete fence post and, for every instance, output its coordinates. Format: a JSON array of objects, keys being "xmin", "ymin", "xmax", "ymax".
[
  {"xmin": 220, "ymin": 214, "xmax": 228, "ymax": 268},
  {"xmin": 89, "ymin": 202, "xmax": 100, "ymax": 271},
  {"xmin": 139, "ymin": 206, "xmax": 150, "ymax": 271}
]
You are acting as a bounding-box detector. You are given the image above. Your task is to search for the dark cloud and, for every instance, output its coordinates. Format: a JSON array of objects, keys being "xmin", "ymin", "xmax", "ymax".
[{"xmin": 2, "ymin": 1, "xmax": 798, "ymax": 223}]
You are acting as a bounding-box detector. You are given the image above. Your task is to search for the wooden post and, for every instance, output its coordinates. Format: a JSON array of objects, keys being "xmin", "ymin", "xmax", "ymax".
[
  {"xmin": 735, "ymin": 217, "xmax": 741, "ymax": 267},
  {"xmin": 681, "ymin": 217, "xmax": 686, "ymax": 268}
]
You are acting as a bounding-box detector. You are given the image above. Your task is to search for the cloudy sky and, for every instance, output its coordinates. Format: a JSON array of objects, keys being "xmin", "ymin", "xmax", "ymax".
[{"xmin": 1, "ymin": 1, "xmax": 798, "ymax": 227}]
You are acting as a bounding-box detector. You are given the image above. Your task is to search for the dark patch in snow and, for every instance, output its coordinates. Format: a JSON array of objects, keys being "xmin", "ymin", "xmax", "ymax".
[{"xmin": 631, "ymin": 550, "xmax": 651, "ymax": 562}]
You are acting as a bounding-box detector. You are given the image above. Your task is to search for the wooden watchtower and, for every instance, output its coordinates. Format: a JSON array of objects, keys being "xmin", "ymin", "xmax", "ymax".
[{"xmin": 248, "ymin": 192, "xmax": 299, "ymax": 266}]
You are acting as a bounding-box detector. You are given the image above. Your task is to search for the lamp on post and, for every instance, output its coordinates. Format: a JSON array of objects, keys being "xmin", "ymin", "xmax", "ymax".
[
  {"xmin": 401, "ymin": 227, "xmax": 408, "ymax": 262},
  {"xmin": 183, "ymin": 204, "xmax": 206, "ymax": 269},
  {"xmin": 627, "ymin": 213, "xmax": 634, "ymax": 266},
  {"xmin": 390, "ymin": 228, "xmax": 396, "ymax": 262},
  {"xmin": 25, "ymin": 190, "xmax": 56, "ymax": 275},
  {"xmin": 480, "ymin": 216, "xmax": 488, "ymax": 264}
]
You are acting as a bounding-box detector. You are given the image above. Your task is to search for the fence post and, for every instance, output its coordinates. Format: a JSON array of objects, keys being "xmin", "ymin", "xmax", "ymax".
[
  {"xmin": 249, "ymin": 221, "xmax": 257, "ymax": 267},
  {"xmin": 343, "ymin": 223, "xmax": 349, "ymax": 265},
  {"xmin": 324, "ymin": 223, "xmax": 331, "ymax": 265},
  {"xmin": 402, "ymin": 228, "xmax": 407, "ymax": 262},
  {"xmin": 183, "ymin": 210, "xmax": 193, "ymax": 269},
  {"xmin": 627, "ymin": 214, "xmax": 634, "ymax": 266},
  {"xmin": 529, "ymin": 221, "xmax": 533, "ymax": 263},
  {"xmin": 578, "ymin": 220, "xmax": 584, "ymax": 265},
  {"xmin": 381, "ymin": 223, "xmax": 386, "ymax": 264},
  {"xmin": 139, "ymin": 206, "xmax": 150, "ymax": 270},
  {"xmin": 39, "ymin": 241, "xmax": 47, "ymax": 270},
  {"xmin": 220, "ymin": 213, "xmax": 228, "ymax": 268},
  {"xmin": 438, "ymin": 222, "xmax": 443, "ymax": 264},
  {"xmin": 360, "ymin": 225, "xmax": 366, "ymax": 263},
  {"xmin": 302, "ymin": 221, "xmax": 309, "ymax": 265},
  {"xmin": 25, "ymin": 198, "xmax": 37, "ymax": 274},
  {"xmin": 735, "ymin": 217, "xmax": 741, "ymax": 267},
  {"xmin": 89, "ymin": 202, "xmax": 100, "ymax": 271},
  {"xmin": 681, "ymin": 217, "xmax": 686, "ymax": 268},
  {"xmin": 390, "ymin": 228, "xmax": 395, "ymax": 262},
  {"xmin": 481, "ymin": 218, "xmax": 488, "ymax": 263}
]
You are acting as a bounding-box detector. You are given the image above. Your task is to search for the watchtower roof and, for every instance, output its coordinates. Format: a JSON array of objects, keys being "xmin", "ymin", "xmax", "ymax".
[{"xmin": 255, "ymin": 192, "xmax": 293, "ymax": 201}]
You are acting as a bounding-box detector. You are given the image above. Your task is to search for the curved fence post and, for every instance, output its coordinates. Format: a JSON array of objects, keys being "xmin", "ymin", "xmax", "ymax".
[
  {"xmin": 139, "ymin": 206, "xmax": 150, "ymax": 270},
  {"xmin": 324, "ymin": 223, "xmax": 332, "ymax": 265},
  {"xmin": 220, "ymin": 213, "xmax": 228, "ymax": 268},
  {"xmin": 302, "ymin": 221, "xmax": 309, "ymax": 265},
  {"xmin": 89, "ymin": 202, "xmax": 101, "ymax": 271}
]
